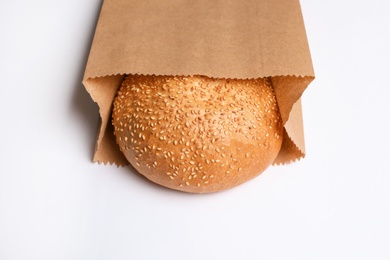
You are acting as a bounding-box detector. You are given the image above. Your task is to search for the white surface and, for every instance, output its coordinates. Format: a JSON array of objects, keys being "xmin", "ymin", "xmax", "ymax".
[{"xmin": 1, "ymin": 0, "xmax": 390, "ymax": 259}]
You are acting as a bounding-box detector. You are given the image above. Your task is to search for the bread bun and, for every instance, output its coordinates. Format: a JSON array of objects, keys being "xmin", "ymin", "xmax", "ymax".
[{"xmin": 112, "ymin": 75, "xmax": 283, "ymax": 193}]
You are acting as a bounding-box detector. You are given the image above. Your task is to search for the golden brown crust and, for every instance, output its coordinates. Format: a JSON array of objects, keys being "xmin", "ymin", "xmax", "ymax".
[{"xmin": 112, "ymin": 75, "xmax": 283, "ymax": 193}]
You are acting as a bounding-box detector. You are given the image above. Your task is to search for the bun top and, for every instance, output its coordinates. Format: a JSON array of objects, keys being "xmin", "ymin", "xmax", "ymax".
[{"xmin": 112, "ymin": 75, "xmax": 283, "ymax": 193}]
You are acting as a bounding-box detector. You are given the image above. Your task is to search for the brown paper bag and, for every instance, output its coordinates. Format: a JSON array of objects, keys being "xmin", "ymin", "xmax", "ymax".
[{"xmin": 83, "ymin": 0, "xmax": 315, "ymax": 166}]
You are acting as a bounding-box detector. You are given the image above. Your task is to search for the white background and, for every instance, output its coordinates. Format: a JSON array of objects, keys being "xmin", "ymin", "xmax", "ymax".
[{"xmin": 1, "ymin": 0, "xmax": 389, "ymax": 259}]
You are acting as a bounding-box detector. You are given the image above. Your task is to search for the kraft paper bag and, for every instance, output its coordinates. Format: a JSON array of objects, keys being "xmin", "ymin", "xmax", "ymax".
[{"xmin": 83, "ymin": 0, "xmax": 315, "ymax": 166}]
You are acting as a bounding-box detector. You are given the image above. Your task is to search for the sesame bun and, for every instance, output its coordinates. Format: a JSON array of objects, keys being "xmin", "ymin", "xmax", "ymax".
[{"xmin": 112, "ymin": 75, "xmax": 283, "ymax": 193}]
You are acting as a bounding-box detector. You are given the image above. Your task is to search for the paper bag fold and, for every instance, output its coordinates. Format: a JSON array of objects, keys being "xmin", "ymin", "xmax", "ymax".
[{"xmin": 83, "ymin": 0, "xmax": 315, "ymax": 166}]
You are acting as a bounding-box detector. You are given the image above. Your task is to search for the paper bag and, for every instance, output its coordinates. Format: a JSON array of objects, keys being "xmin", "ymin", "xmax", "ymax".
[{"xmin": 83, "ymin": 0, "xmax": 315, "ymax": 166}]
